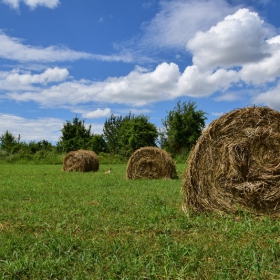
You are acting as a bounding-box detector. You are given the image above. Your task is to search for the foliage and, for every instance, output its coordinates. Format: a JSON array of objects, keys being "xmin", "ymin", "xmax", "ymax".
[
  {"xmin": 0, "ymin": 149, "xmax": 63, "ymax": 164},
  {"xmin": 0, "ymin": 130, "xmax": 19, "ymax": 153},
  {"xmin": 161, "ymin": 100, "xmax": 207, "ymax": 156},
  {"xmin": 0, "ymin": 131, "xmax": 55, "ymax": 160},
  {"xmin": 118, "ymin": 115, "xmax": 158, "ymax": 158},
  {"xmin": 173, "ymin": 148, "xmax": 191, "ymax": 164},
  {"xmin": 0, "ymin": 99, "xmax": 206, "ymax": 161},
  {"xmin": 32, "ymin": 150, "xmax": 64, "ymax": 164},
  {"xmin": 98, "ymin": 152, "xmax": 126, "ymax": 164},
  {"xmin": 103, "ymin": 114, "xmax": 130, "ymax": 154},
  {"xmin": 57, "ymin": 116, "xmax": 93, "ymax": 152},
  {"xmin": 0, "ymin": 164, "xmax": 280, "ymax": 279},
  {"xmin": 88, "ymin": 134, "xmax": 108, "ymax": 154},
  {"xmin": 103, "ymin": 113, "xmax": 158, "ymax": 158},
  {"xmin": 28, "ymin": 140, "xmax": 53, "ymax": 154}
]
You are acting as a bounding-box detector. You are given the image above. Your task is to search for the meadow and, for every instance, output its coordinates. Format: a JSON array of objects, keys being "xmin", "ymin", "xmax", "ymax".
[{"xmin": 0, "ymin": 163, "xmax": 280, "ymax": 279}]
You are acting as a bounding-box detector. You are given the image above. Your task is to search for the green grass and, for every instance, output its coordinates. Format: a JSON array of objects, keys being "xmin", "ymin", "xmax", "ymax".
[{"xmin": 0, "ymin": 164, "xmax": 280, "ymax": 279}]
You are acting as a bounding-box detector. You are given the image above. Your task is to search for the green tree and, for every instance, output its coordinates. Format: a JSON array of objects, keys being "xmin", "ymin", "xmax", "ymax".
[
  {"xmin": 88, "ymin": 134, "xmax": 108, "ymax": 154},
  {"xmin": 103, "ymin": 113, "xmax": 158, "ymax": 157},
  {"xmin": 57, "ymin": 116, "xmax": 93, "ymax": 153},
  {"xmin": 118, "ymin": 115, "xmax": 158, "ymax": 158},
  {"xmin": 28, "ymin": 140, "xmax": 53, "ymax": 154},
  {"xmin": 161, "ymin": 100, "xmax": 207, "ymax": 156},
  {"xmin": 103, "ymin": 113, "xmax": 132, "ymax": 154},
  {"xmin": 0, "ymin": 130, "xmax": 18, "ymax": 153}
]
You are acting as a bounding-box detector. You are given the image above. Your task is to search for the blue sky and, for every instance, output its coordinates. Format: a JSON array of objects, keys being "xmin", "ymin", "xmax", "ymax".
[{"xmin": 0, "ymin": 0, "xmax": 280, "ymax": 144}]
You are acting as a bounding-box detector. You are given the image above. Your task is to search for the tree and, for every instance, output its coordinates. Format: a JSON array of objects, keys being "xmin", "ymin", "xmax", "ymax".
[
  {"xmin": 88, "ymin": 134, "xmax": 108, "ymax": 154},
  {"xmin": 161, "ymin": 100, "xmax": 207, "ymax": 156},
  {"xmin": 103, "ymin": 113, "xmax": 132, "ymax": 154},
  {"xmin": 28, "ymin": 140, "xmax": 53, "ymax": 154},
  {"xmin": 0, "ymin": 130, "xmax": 18, "ymax": 153},
  {"xmin": 118, "ymin": 115, "xmax": 158, "ymax": 158},
  {"xmin": 103, "ymin": 113, "xmax": 158, "ymax": 157},
  {"xmin": 57, "ymin": 116, "xmax": 93, "ymax": 153},
  {"xmin": 103, "ymin": 114, "xmax": 122, "ymax": 154}
]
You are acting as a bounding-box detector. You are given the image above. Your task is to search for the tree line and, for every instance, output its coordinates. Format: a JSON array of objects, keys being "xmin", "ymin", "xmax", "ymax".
[{"xmin": 0, "ymin": 100, "xmax": 207, "ymax": 160}]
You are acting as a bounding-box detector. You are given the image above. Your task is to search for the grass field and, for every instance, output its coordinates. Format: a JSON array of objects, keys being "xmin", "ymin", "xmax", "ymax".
[{"xmin": 0, "ymin": 163, "xmax": 280, "ymax": 279}]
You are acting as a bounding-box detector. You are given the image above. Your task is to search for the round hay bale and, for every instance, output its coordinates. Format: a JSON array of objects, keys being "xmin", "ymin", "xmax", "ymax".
[
  {"xmin": 182, "ymin": 106, "xmax": 280, "ymax": 217},
  {"xmin": 126, "ymin": 146, "xmax": 178, "ymax": 179},
  {"xmin": 63, "ymin": 150, "xmax": 99, "ymax": 172}
]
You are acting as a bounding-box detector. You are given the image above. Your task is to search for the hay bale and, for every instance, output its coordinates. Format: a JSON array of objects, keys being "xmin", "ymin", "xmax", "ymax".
[
  {"xmin": 182, "ymin": 106, "xmax": 280, "ymax": 217},
  {"xmin": 63, "ymin": 150, "xmax": 99, "ymax": 172},
  {"xmin": 126, "ymin": 146, "xmax": 178, "ymax": 179}
]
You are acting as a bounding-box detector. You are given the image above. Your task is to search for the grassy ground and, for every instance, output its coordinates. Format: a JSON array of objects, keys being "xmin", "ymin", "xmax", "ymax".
[{"xmin": 0, "ymin": 163, "xmax": 280, "ymax": 279}]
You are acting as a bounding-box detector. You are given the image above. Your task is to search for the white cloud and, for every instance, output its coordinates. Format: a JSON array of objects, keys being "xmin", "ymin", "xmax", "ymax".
[
  {"xmin": 187, "ymin": 8, "xmax": 270, "ymax": 70},
  {"xmin": 0, "ymin": 31, "xmax": 134, "ymax": 63},
  {"xmin": 6, "ymin": 63, "xmax": 181, "ymax": 106},
  {"xmin": 0, "ymin": 31, "xmax": 92, "ymax": 62},
  {"xmin": 140, "ymin": 0, "xmax": 239, "ymax": 50},
  {"xmin": 0, "ymin": 113, "xmax": 63, "ymax": 142},
  {"xmin": 2, "ymin": 0, "xmax": 18, "ymax": 9},
  {"xmin": 5, "ymin": 62, "xmax": 239, "ymax": 106},
  {"xmin": 88, "ymin": 123, "xmax": 104, "ymax": 135},
  {"xmin": 1, "ymin": 0, "xmax": 60, "ymax": 10},
  {"xmin": 239, "ymin": 35, "xmax": 280, "ymax": 84},
  {"xmin": 7, "ymin": 67, "xmax": 68, "ymax": 84},
  {"xmin": 0, "ymin": 113, "xmax": 104, "ymax": 142},
  {"xmin": 82, "ymin": 108, "xmax": 111, "ymax": 119},
  {"xmin": 1, "ymin": 6, "xmax": 280, "ymax": 112},
  {"xmin": 254, "ymin": 83, "xmax": 280, "ymax": 109},
  {"xmin": 177, "ymin": 66, "xmax": 239, "ymax": 97},
  {"xmin": 0, "ymin": 67, "xmax": 69, "ymax": 91}
]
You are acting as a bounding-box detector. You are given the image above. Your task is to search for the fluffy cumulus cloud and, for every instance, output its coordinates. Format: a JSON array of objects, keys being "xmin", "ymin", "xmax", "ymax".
[
  {"xmin": 177, "ymin": 66, "xmax": 239, "ymax": 97},
  {"xmin": 2, "ymin": 5, "xmax": 280, "ymax": 110},
  {"xmin": 1, "ymin": 0, "xmax": 60, "ymax": 10},
  {"xmin": 4, "ymin": 62, "xmax": 239, "ymax": 105},
  {"xmin": 239, "ymin": 35, "xmax": 280, "ymax": 84},
  {"xmin": 6, "ymin": 63, "xmax": 180, "ymax": 106},
  {"xmin": 0, "ymin": 67, "xmax": 69, "ymax": 91},
  {"xmin": 187, "ymin": 8, "xmax": 270, "ymax": 70},
  {"xmin": 7, "ymin": 67, "xmax": 68, "ymax": 84},
  {"xmin": 141, "ymin": 0, "xmax": 239, "ymax": 50}
]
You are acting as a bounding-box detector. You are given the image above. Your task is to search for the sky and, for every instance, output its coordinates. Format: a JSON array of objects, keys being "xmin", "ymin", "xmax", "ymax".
[{"xmin": 0, "ymin": 0, "xmax": 280, "ymax": 144}]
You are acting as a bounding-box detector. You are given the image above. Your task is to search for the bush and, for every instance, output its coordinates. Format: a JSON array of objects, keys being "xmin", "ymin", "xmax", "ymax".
[
  {"xmin": 173, "ymin": 148, "xmax": 190, "ymax": 164},
  {"xmin": 33, "ymin": 150, "xmax": 64, "ymax": 164},
  {"xmin": 98, "ymin": 152, "xmax": 126, "ymax": 164}
]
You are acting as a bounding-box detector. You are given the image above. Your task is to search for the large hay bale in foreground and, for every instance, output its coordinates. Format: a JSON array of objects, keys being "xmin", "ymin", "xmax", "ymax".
[
  {"xmin": 182, "ymin": 106, "xmax": 280, "ymax": 217},
  {"xmin": 126, "ymin": 147, "xmax": 178, "ymax": 179},
  {"xmin": 63, "ymin": 150, "xmax": 99, "ymax": 172}
]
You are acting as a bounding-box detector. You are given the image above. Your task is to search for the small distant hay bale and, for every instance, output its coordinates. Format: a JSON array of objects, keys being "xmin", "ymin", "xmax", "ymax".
[
  {"xmin": 63, "ymin": 150, "xmax": 99, "ymax": 172},
  {"xmin": 182, "ymin": 106, "xmax": 280, "ymax": 217},
  {"xmin": 126, "ymin": 146, "xmax": 178, "ymax": 179}
]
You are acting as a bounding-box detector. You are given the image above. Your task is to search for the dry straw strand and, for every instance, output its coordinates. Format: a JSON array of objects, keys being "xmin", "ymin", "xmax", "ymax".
[
  {"xmin": 63, "ymin": 150, "xmax": 99, "ymax": 172},
  {"xmin": 126, "ymin": 146, "xmax": 178, "ymax": 179},
  {"xmin": 182, "ymin": 106, "xmax": 280, "ymax": 217}
]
